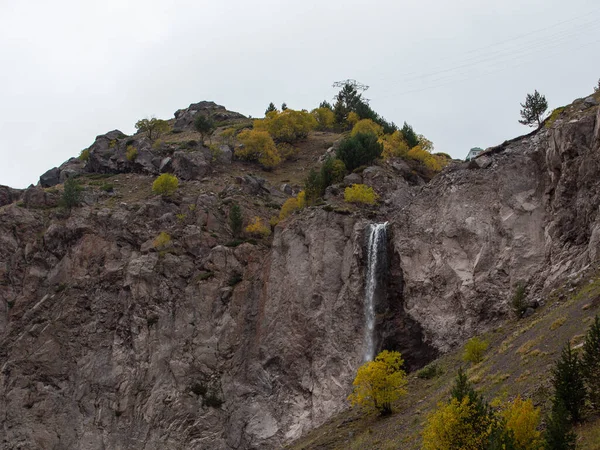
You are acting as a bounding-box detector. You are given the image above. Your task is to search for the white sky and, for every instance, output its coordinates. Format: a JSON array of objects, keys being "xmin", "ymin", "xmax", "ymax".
[{"xmin": 1, "ymin": 0, "xmax": 599, "ymax": 188}]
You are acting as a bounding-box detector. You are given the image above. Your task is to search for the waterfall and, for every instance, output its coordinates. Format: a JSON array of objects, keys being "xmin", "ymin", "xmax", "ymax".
[{"xmin": 363, "ymin": 222, "xmax": 388, "ymax": 362}]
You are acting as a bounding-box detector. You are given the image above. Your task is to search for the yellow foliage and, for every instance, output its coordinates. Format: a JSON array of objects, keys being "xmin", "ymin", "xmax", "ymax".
[
  {"xmin": 311, "ymin": 107, "xmax": 335, "ymax": 130},
  {"xmin": 406, "ymin": 145, "xmax": 448, "ymax": 172},
  {"xmin": 269, "ymin": 216, "xmax": 280, "ymax": 227},
  {"xmin": 351, "ymin": 119, "xmax": 384, "ymax": 138},
  {"xmin": 296, "ymin": 191, "xmax": 306, "ymax": 209},
  {"xmin": 279, "ymin": 191, "xmax": 306, "ymax": 220},
  {"xmin": 236, "ymin": 129, "xmax": 282, "ymax": 169},
  {"xmin": 79, "ymin": 148, "xmax": 90, "ymax": 162},
  {"xmin": 463, "ymin": 337, "xmax": 489, "ymax": 364},
  {"xmin": 422, "ymin": 398, "xmax": 492, "ymax": 450},
  {"xmin": 348, "ymin": 350, "xmax": 407, "ymax": 414},
  {"xmin": 153, "ymin": 232, "xmax": 171, "ymax": 250},
  {"xmin": 418, "ymin": 134, "xmax": 434, "ymax": 152},
  {"xmin": 501, "ymin": 396, "xmax": 543, "ymax": 450},
  {"xmin": 347, "ymin": 111, "xmax": 360, "ymax": 126},
  {"xmin": 126, "ymin": 145, "xmax": 138, "ymax": 162},
  {"xmin": 245, "ymin": 216, "xmax": 271, "ymax": 237},
  {"xmin": 152, "ymin": 173, "xmax": 179, "ymax": 196},
  {"xmin": 344, "ymin": 184, "xmax": 378, "ymax": 205},
  {"xmin": 380, "ymin": 131, "xmax": 409, "ymax": 159},
  {"xmin": 279, "ymin": 198, "xmax": 300, "ymax": 220},
  {"xmin": 254, "ymin": 109, "xmax": 317, "ymax": 143}
]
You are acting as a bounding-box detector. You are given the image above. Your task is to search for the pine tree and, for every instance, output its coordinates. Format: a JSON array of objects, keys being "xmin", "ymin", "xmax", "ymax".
[
  {"xmin": 281, "ymin": 102, "xmax": 288, "ymax": 111},
  {"xmin": 401, "ymin": 122, "xmax": 419, "ymax": 148},
  {"xmin": 229, "ymin": 204, "xmax": 243, "ymax": 237},
  {"xmin": 519, "ymin": 90, "xmax": 548, "ymax": 128},
  {"xmin": 544, "ymin": 399, "xmax": 576, "ymax": 450},
  {"xmin": 304, "ymin": 169, "xmax": 323, "ymax": 205},
  {"xmin": 552, "ymin": 342, "xmax": 586, "ymax": 424},
  {"xmin": 265, "ymin": 102, "xmax": 277, "ymax": 116},
  {"xmin": 582, "ymin": 315, "xmax": 600, "ymax": 411}
]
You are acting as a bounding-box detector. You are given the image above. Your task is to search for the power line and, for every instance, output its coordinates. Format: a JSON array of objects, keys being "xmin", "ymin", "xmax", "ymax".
[{"xmin": 378, "ymin": 38, "xmax": 600, "ymax": 98}]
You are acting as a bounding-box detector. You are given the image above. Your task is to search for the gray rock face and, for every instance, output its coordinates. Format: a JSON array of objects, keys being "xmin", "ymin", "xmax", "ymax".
[
  {"xmin": 391, "ymin": 106, "xmax": 600, "ymax": 351},
  {"xmin": 1, "ymin": 100, "xmax": 600, "ymax": 449}
]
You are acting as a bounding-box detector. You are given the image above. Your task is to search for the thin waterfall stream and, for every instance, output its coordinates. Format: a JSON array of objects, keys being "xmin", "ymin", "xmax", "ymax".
[{"xmin": 363, "ymin": 222, "xmax": 388, "ymax": 362}]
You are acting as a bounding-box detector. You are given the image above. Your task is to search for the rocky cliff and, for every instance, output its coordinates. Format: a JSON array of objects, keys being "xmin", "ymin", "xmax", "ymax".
[{"xmin": 1, "ymin": 94, "xmax": 599, "ymax": 449}]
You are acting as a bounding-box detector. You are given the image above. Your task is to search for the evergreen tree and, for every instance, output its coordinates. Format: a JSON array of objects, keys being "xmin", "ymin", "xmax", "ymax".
[
  {"xmin": 451, "ymin": 367, "xmax": 490, "ymax": 419},
  {"xmin": 319, "ymin": 100, "xmax": 333, "ymax": 110},
  {"xmin": 265, "ymin": 102, "xmax": 277, "ymax": 116},
  {"xmin": 552, "ymin": 342, "xmax": 586, "ymax": 424},
  {"xmin": 281, "ymin": 102, "xmax": 288, "ymax": 111},
  {"xmin": 229, "ymin": 204, "xmax": 243, "ymax": 237},
  {"xmin": 519, "ymin": 90, "xmax": 548, "ymax": 128},
  {"xmin": 544, "ymin": 399, "xmax": 577, "ymax": 450},
  {"xmin": 401, "ymin": 122, "xmax": 419, "ymax": 148},
  {"xmin": 582, "ymin": 315, "xmax": 600, "ymax": 411},
  {"xmin": 335, "ymin": 133, "xmax": 383, "ymax": 171}
]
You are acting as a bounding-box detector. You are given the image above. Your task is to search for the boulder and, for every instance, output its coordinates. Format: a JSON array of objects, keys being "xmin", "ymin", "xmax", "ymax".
[
  {"xmin": 39, "ymin": 167, "xmax": 61, "ymax": 188},
  {"xmin": 343, "ymin": 173, "xmax": 362, "ymax": 186},
  {"xmin": 172, "ymin": 150, "xmax": 211, "ymax": 180},
  {"xmin": 58, "ymin": 158, "xmax": 86, "ymax": 182}
]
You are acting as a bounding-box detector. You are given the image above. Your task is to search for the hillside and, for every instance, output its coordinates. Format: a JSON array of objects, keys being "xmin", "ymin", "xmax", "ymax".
[{"xmin": 1, "ymin": 88, "xmax": 600, "ymax": 449}]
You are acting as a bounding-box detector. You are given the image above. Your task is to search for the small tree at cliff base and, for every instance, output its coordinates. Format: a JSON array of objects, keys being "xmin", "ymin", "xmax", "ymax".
[
  {"xmin": 348, "ymin": 350, "xmax": 407, "ymax": 415},
  {"xmin": 519, "ymin": 90, "xmax": 548, "ymax": 128}
]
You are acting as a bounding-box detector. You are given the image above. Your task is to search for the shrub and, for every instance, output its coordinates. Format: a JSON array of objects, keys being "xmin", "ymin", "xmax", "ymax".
[
  {"xmin": 406, "ymin": 145, "xmax": 447, "ymax": 172},
  {"xmin": 228, "ymin": 272, "xmax": 243, "ymax": 286},
  {"xmin": 336, "ymin": 132, "xmax": 383, "ymax": 171},
  {"xmin": 463, "ymin": 337, "xmax": 488, "ymax": 364},
  {"xmin": 380, "ymin": 131, "xmax": 409, "ymax": 159},
  {"xmin": 153, "ymin": 232, "xmax": 171, "ymax": 250},
  {"xmin": 344, "ymin": 184, "xmax": 378, "ymax": 205},
  {"xmin": 152, "ymin": 173, "xmax": 179, "ymax": 196},
  {"xmin": 126, "ymin": 145, "xmax": 138, "ymax": 162},
  {"xmin": 279, "ymin": 198, "xmax": 300, "ymax": 221},
  {"xmin": 322, "ymin": 158, "xmax": 346, "ymax": 185},
  {"xmin": 311, "ymin": 107, "xmax": 335, "ymax": 130},
  {"xmin": 236, "ymin": 129, "xmax": 281, "ymax": 169},
  {"xmin": 245, "ymin": 217, "xmax": 271, "ymax": 238},
  {"xmin": 351, "ymin": 119, "xmax": 383, "ymax": 137},
  {"xmin": 100, "ymin": 183, "xmax": 114, "ymax": 193},
  {"xmin": 416, "ymin": 363, "xmax": 442, "ymax": 380},
  {"xmin": 79, "ymin": 149, "xmax": 90, "ymax": 161},
  {"xmin": 304, "ymin": 168, "xmax": 323, "ymax": 204},
  {"xmin": 135, "ymin": 117, "xmax": 170, "ymax": 141},
  {"xmin": 194, "ymin": 114, "xmax": 215, "ymax": 143},
  {"xmin": 229, "ymin": 204, "xmax": 243, "ymax": 237},
  {"xmin": 348, "ymin": 350, "xmax": 407, "ymax": 415},
  {"xmin": 545, "ymin": 106, "xmax": 566, "ymax": 129},
  {"xmin": 61, "ymin": 178, "xmax": 82, "ymax": 209},
  {"xmin": 512, "ymin": 283, "xmax": 527, "ymax": 317},
  {"xmin": 254, "ymin": 109, "xmax": 317, "ymax": 143}
]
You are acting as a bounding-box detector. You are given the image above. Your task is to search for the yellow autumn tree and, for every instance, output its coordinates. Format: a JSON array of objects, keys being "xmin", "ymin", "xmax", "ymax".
[
  {"xmin": 501, "ymin": 396, "xmax": 543, "ymax": 450},
  {"xmin": 236, "ymin": 129, "xmax": 282, "ymax": 169},
  {"xmin": 344, "ymin": 184, "xmax": 378, "ymax": 205},
  {"xmin": 406, "ymin": 145, "xmax": 448, "ymax": 173},
  {"xmin": 347, "ymin": 111, "xmax": 360, "ymax": 127},
  {"xmin": 351, "ymin": 119, "xmax": 384, "ymax": 138},
  {"xmin": 422, "ymin": 397, "xmax": 492, "ymax": 450},
  {"xmin": 152, "ymin": 173, "xmax": 179, "ymax": 196},
  {"xmin": 348, "ymin": 350, "xmax": 407, "ymax": 415}
]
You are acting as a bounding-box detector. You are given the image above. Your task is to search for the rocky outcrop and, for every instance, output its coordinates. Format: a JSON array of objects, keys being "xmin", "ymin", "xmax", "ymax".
[
  {"xmin": 391, "ymin": 102, "xmax": 600, "ymax": 351},
  {"xmin": 1, "ymin": 95, "xmax": 599, "ymax": 449},
  {"xmin": 173, "ymin": 101, "xmax": 246, "ymax": 132}
]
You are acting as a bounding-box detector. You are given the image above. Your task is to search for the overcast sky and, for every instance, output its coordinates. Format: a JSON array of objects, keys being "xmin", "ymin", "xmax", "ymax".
[{"xmin": 1, "ymin": 0, "xmax": 599, "ymax": 189}]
